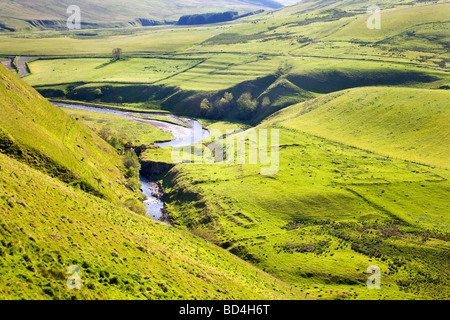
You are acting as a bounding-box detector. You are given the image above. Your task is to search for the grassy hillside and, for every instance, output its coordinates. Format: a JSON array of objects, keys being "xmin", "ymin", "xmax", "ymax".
[
  {"xmin": 0, "ymin": 0, "xmax": 282, "ymax": 31},
  {"xmin": 0, "ymin": 64, "xmax": 305, "ymax": 300},
  {"xmin": 0, "ymin": 65, "xmax": 143, "ymax": 210},
  {"xmin": 154, "ymin": 86, "xmax": 450, "ymax": 300},
  {"xmin": 0, "ymin": 26, "xmax": 225, "ymax": 56},
  {"xmin": 25, "ymin": 57, "xmax": 204, "ymax": 86},
  {"xmin": 1, "ymin": 0, "xmax": 449, "ymax": 301},
  {"xmin": 28, "ymin": 55, "xmax": 449, "ymax": 125},
  {"xmin": 0, "ymin": 151, "xmax": 304, "ymax": 299},
  {"xmin": 269, "ymin": 86, "xmax": 450, "ymax": 169},
  {"xmin": 193, "ymin": 1, "xmax": 450, "ymax": 65}
]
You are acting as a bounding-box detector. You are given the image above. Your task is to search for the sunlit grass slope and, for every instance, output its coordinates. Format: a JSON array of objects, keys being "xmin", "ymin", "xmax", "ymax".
[
  {"xmin": 26, "ymin": 58, "xmax": 203, "ymax": 86},
  {"xmin": 0, "ymin": 65, "xmax": 137, "ymax": 205},
  {"xmin": 159, "ymin": 86, "xmax": 450, "ymax": 300},
  {"xmin": 0, "ymin": 152, "xmax": 304, "ymax": 300},
  {"xmin": 60, "ymin": 107, "xmax": 174, "ymax": 146},
  {"xmin": 268, "ymin": 86, "xmax": 450, "ymax": 169},
  {"xmin": 193, "ymin": 1, "xmax": 450, "ymax": 66}
]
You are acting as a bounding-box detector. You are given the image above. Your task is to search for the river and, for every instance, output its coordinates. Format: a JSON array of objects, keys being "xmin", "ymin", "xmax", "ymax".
[{"xmin": 52, "ymin": 102, "xmax": 210, "ymax": 224}]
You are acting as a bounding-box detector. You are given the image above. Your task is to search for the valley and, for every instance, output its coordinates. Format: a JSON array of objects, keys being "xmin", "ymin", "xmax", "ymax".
[{"xmin": 0, "ymin": 0, "xmax": 449, "ymax": 301}]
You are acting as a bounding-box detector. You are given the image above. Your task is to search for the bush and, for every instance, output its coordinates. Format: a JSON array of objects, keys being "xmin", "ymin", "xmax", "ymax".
[
  {"xmin": 123, "ymin": 151, "xmax": 140, "ymax": 170},
  {"xmin": 124, "ymin": 198, "xmax": 147, "ymax": 216},
  {"xmin": 200, "ymin": 98, "xmax": 212, "ymax": 117}
]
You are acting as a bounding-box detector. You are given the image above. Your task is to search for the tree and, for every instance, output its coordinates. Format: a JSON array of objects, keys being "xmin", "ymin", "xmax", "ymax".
[
  {"xmin": 200, "ymin": 98, "xmax": 212, "ymax": 116},
  {"xmin": 236, "ymin": 93, "xmax": 256, "ymax": 121},
  {"xmin": 261, "ymin": 96, "xmax": 271, "ymax": 108},
  {"xmin": 112, "ymin": 48, "xmax": 123, "ymax": 61},
  {"xmin": 93, "ymin": 88, "xmax": 102, "ymax": 96},
  {"xmin": 224, "ymin": 92, "xmax": 233, "ymax": 102}
]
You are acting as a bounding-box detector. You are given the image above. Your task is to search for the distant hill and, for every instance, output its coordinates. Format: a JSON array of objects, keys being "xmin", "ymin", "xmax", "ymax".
[{"xmin": 0, "ymin": 0, "xmax": 283, "ymax": 31}]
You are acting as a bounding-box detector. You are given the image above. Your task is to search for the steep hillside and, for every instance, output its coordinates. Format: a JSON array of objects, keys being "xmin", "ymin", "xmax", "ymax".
[
  {"xmin": 0, "ymin": 65, "xmax": 142, "ymax": 210},
  {"xmin": 0, "ymin": 151, "xmax": 303, "ymax": 299},
  {"xmin": 0, "ymin": 64, "xmax": 304, "ymax": 300},
  {"xmin": 0, "ymin": 0, "xmax": 283, "ymax": 31}
]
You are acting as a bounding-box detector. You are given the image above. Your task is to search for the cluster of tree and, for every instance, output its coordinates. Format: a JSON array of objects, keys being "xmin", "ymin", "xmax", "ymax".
[
  {"xmin": 176, "ymin": 9, "xmax": 266, "ymax": 26},
  {"xmin": 199, "ymin": 91, "xmax": 265, "ymax": 121},
  {"xmin": 177, "ymin": 11, "xmax": 239, "ymax": 25}
]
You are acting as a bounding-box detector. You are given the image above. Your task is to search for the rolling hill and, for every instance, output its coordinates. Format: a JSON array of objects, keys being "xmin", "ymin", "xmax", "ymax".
[
  {"xmin": 1, "ymin": 0, "xmax": 449, "ymax": 301},
  {"xmin": 156, "ymin": 85, "xmax": 450, "ymax": 299},
  {"xmin": 3, "ymin": 0, "xmax": 446, "ymax": 126},
  {"xmin": 267, "ymin": 86, "xmax": 450, "ymax": 169},
  {"xmin": 0, "ymin": 65, "xmax": 304, "ymax": 300},
  {"xmin": 0, "ymin": 0, "xmax": 284, "ymax": 31}
]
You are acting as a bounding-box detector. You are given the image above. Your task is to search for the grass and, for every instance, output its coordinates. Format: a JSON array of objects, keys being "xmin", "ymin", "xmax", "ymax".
[
  {"xmin": 25, "ymin": 55, "xmax": 449, "ymax": 127},
  {"xmin": 60, "ymin": 107, "xmax": 174, "ymax": 146},
  {"xmin": 1, "ymin": 0, "xmax": 449, "ymax": 301},
  {"xmin": 0, "ymin": 1, "xmax": 444, "ymax": 126},
  {"xmin": 49, "ymin": 99, "xmax": 170, "ymax": 113},
  {"xmin": 191, "ymin": 1, "xmax": 450, "ymax": 65},
  {"xmin": 155, "ymin": 86, "xmax": 450, "ymax": 300},
  {"xmin": 0, "ymin": 25, "xmax": 225, "ymax": 56},
  {"xmin": 0, "ymin": 65, "xmax": 143, "ymax": 210},
  {"xmin": 0, "ymin": 151, "xmax": 304, "ymax": 300},
  {"xmin": 0, "ymin": 0, "xmax": 277, "ymax": 31},
  {"xmin": 26, "ymin": 58, "xmax": 204, "ymax": 86},
  {"xmin": 268, "ymin": 86, "xmax": 450, "ymax": 169},
  {"xmin": 0, "ymin": 64, "xmax": 307, "ymax": 300},
  {"xmin": 162, "ymin": 54, "xmax": 281, "ymax": 91}
]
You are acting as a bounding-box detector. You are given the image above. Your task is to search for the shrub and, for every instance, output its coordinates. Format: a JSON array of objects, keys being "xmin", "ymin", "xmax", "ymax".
[
  {"xmin": 200, "ymin": 98, "xmax": 212, "ymax": 117},
  {"xmin": 124, "ymin": 198, "xmax": 147, "ymax": 216}
]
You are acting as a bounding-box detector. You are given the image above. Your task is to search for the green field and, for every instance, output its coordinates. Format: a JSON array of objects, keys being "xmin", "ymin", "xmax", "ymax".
[
  {"xmin": 60, "ymin": 107, "xmax": 174, "ymax": 146},
  {"xmin": 1, "ymin": 0, "xmax": 449, "ymax": 301},
  {"xmin": 155, "ymin": 86, "xmax": 450, "ymax": 300},
  {"xmin": 270, "ymin": 86, "xmax": 450, "ymax": 169},
  {"xmin": 0, "ymin": 64, "xmax": 306, "ymax": 300},
  {"xmin": 0, "ymin": 65, "xmax": 144, "ymax": 207},
  {"xmin": 7, "ymin": 0, "xmax": 446, "ymax": 126},
  {"xmin": 0, "ymin": 26, "xmax": 225, "ymax": 56},
  {"xmin": 26, "ymin": 58, "xmax": 204, "ymax": 86},
  {"xmin": 0, "ymin": 151, "xmax": 304, "ymax": 300}
]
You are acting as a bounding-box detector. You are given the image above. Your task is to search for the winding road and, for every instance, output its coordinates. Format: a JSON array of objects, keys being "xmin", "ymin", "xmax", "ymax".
[
  {"xmin": 16, "ymin": 57, "xmax": 36, "ymax": 77},
  {"xmin": 2, "ymin": 56, "xmax": 37, "ymax": 77}
]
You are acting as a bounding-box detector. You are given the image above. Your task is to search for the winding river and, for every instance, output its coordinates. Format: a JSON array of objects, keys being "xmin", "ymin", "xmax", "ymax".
[{"xmin": 52, "ymin": 102, "xmax": 210, "ymax": 223}]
